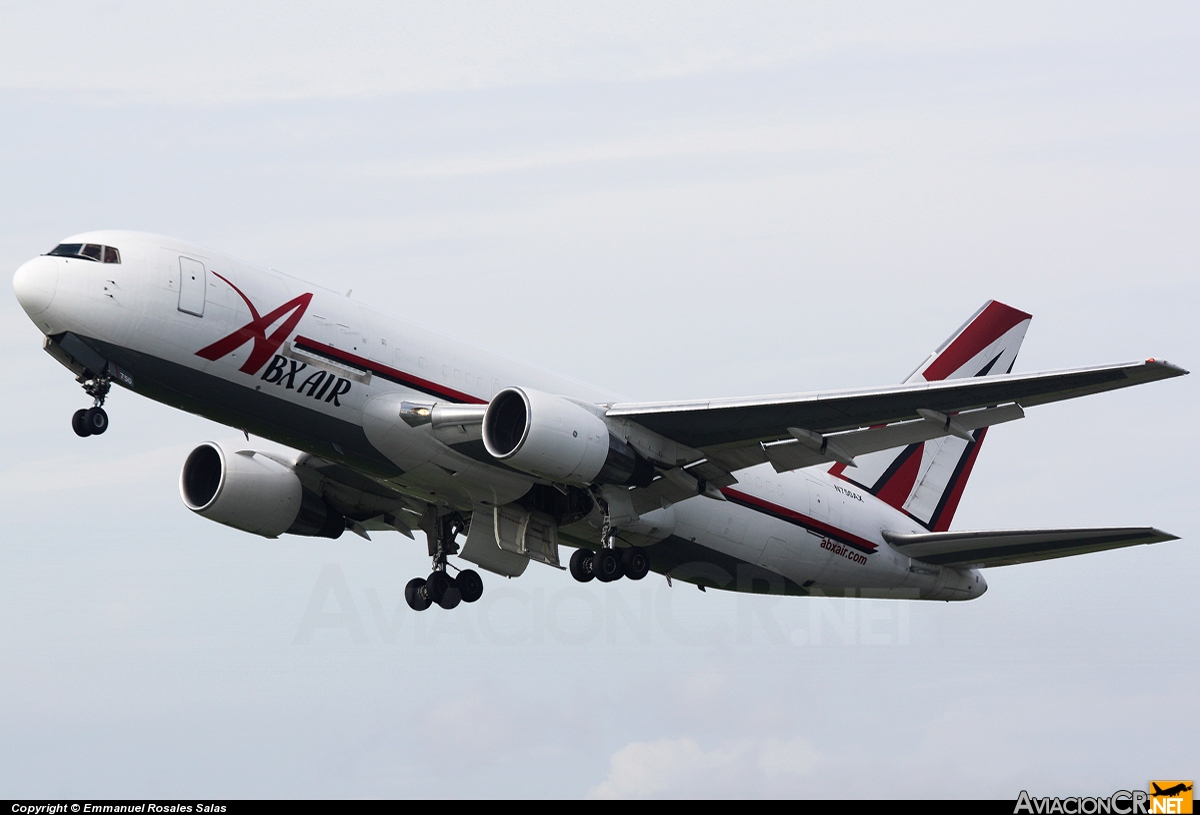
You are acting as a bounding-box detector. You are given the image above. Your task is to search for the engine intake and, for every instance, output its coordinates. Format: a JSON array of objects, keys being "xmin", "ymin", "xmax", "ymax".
[
  {"xmin": 180, "ymin": 442, "xmax": 344, "ymax": 539},
  {"xmin": 482, "ymin": 388, "xmax": 653, "ymax": 487}
]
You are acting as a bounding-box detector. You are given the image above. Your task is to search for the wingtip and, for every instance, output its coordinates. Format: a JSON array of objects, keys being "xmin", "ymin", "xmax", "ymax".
[{"xmin": 1145, "ymin": 358, "xmax": 1189, "ymax": 376}]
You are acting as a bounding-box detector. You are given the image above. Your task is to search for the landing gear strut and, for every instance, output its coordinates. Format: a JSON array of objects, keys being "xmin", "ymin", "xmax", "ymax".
[
  {"xmin": 72, "ymin": 375, "xmax": 111, "ymax": 437},
  {"xmin": 405, "ymin": 510, "xmax": 484, "ymax": 611}
]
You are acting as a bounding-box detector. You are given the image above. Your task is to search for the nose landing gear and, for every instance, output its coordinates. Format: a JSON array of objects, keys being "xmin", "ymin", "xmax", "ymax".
[
  {"xmin": 405, "ymin": 511, "xmax": 485, "ymax": 611},
  {"xmin": 72, "ymin": 375, "xmax": 111, "ymax": 437}
]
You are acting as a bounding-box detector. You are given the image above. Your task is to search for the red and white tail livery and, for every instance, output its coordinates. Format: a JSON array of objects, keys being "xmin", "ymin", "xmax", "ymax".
[{"xmin": 831, "ymin": 301, "xmax": 1032, "ymax": 531}]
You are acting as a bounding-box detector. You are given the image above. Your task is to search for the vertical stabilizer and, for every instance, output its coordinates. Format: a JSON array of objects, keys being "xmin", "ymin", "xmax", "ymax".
[{"xmin": 830, "ymin": 301, "xmax": 1032, "ymax": 531}]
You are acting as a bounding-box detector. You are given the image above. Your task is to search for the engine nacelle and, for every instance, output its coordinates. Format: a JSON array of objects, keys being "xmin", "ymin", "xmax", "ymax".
[
  {"xmin": 179, "ymin": 442, "xmax": 344, "ymax": 539},
  {"xmin": 482, "ymin": 388, "xmax": 653, "ymax": 487}
]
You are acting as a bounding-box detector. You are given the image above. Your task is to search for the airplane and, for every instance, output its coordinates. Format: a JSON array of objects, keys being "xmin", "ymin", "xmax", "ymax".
[
  {"xmin": 11, "ymin": 230, "xmax": 1188, "ymax": 611},
  {"xmin": 1152, "ymin": 784, "xmax": 1193, "ymax": 798}
]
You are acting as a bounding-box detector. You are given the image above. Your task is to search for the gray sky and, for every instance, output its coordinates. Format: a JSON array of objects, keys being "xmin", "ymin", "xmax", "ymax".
[{"xmin": 1, "ymin": 1, "xmax": 1197, "ymax": 798}]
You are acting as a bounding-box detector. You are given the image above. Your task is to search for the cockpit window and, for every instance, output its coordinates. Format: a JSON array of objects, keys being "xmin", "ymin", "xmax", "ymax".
[
  {"xmin": 48, "ymin": 244, "xmax": 84, "ymax": 259},
  {"xmin": 46, "ymin": 243, "xmax": 122, "ymax": 263}
]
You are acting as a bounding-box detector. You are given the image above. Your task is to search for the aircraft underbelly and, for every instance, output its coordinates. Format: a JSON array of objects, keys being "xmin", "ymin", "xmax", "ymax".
[{"xmin": 671, "ymin": 491, "xmax": 909, "ymax": 592}]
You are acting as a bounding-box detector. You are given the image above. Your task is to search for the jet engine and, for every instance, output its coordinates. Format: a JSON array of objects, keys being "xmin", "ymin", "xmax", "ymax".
[
  {"xmin": 482, "ymin": 387, "xmax": 653, "ymax": 487},
  {"xmin": 179, "ymin": 441, "xmax": 345, "ymax": 538}
]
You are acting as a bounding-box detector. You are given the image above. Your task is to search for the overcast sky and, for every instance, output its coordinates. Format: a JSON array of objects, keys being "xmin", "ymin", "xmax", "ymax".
[{"xmin": 1, "ymin": 1, "xmax": 1197, "ymax": 799}]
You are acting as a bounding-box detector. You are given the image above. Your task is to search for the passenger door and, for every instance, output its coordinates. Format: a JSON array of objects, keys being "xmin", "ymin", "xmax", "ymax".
[{"xmin": 178, "ymin": 256, "xmax": 206, "ymax": 317}]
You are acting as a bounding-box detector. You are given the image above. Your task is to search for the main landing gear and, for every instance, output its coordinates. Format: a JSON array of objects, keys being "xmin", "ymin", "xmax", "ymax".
[
  {"xmin": 569, "ymin": 516, "xmax": 651, "ymax": 584},
  {"xmin": 405, "ymin": 511, "xmax": 484, "ymax": 611},
  {"xmin": 72, "ymin": 375, "xmax": 111, "ymax": 437},
  {"xmin": 569, "ymin": 545, "xmax": 650, "ymax": 583}
]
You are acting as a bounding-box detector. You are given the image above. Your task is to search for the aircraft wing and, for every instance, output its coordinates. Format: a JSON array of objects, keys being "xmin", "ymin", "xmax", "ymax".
[
  {"xmin": 882, "ymin": 527, "xmax": 1179, "ymax": 568},
  {"xmin": 284, "ymin": 452, "xmax": 424, "ymax": 539},
  {"xmin": 606, "ymin": 359, "xmax": 1186, "ymax": 451}
]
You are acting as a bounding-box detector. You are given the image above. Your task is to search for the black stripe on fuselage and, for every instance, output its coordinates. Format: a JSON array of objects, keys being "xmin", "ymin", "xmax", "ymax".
[{"xmin": 82, "ymin": 336, "xmax": 405, "ymax": 479}]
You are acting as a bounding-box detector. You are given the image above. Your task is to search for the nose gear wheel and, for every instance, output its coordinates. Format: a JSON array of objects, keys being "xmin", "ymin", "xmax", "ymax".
[{"xmin": 72, "ymin": 374, "xmax": 112, "ymax": 437}]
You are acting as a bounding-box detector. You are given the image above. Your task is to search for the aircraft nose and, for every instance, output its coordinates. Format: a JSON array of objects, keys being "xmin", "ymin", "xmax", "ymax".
[{"xmin": 13, "ymin": 255, "xmax": 59, "ymax": 316}]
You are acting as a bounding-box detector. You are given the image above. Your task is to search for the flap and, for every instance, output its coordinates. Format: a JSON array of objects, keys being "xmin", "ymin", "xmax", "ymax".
[{"xmin": 763, "ymin": 402, "xmax": 1025, "ymax": 473}]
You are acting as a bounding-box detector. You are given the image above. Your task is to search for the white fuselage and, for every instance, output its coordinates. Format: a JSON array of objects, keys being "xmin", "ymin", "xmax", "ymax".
[{"xmin": 13, "ymin": 230, "xmax": 985, "ymax": 600}]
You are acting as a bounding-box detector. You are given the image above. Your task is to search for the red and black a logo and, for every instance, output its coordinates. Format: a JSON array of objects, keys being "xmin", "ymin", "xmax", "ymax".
[{"xmin": 195, "ymin": 272, "xmax": 312, "ymax": 375}]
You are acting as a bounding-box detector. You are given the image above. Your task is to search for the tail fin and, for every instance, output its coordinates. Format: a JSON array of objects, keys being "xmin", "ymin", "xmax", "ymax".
[{"xmin": 831, "ymin": 301, "xmax": 1033, "ymax": 531}]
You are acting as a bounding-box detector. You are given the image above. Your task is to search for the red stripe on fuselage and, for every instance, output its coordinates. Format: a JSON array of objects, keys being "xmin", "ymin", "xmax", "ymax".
[
  {"xmin": 721, "ymin": 487, "xmax": 879, "ymax": 554},
  {"xmin": 293, "ymin": 336, "xmax": 486, "ymax": 405},
  {"xmin": 920, "ymin": 301, "xmax": 1030, "ymax": 382}
]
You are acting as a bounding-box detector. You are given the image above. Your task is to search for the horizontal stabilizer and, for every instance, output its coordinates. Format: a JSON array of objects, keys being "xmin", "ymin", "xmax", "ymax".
[{"xmin": 883, "ymin": 527, "xmax": 1179, "ymax": 568}]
